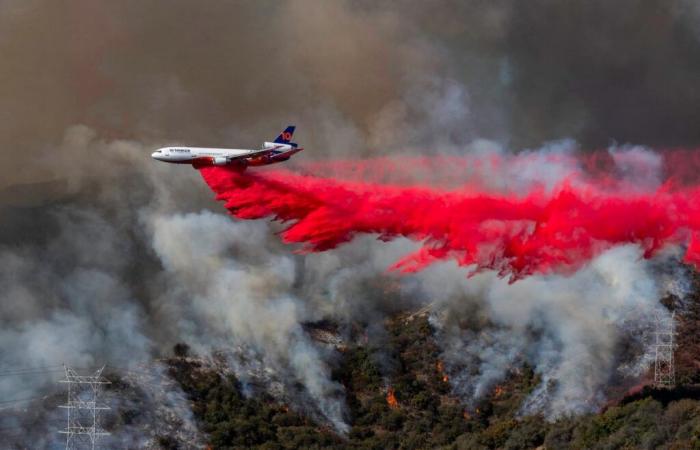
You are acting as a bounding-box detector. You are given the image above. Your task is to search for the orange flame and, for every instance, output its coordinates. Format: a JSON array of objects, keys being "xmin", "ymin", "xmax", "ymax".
[
  {"xmin": 386, "ymin": 387, "xmax": 399, "ymax": 409},
  {"xmin": 436, "ymin": 360, "xmax": 448, "ymax": 382},
  {"xmin": 463, "ymin": 410, "xmax": 471, "ymax": 420},
  {"xmin": 493, "ymin": 385, "xmax": 505, "ymax": 398}
]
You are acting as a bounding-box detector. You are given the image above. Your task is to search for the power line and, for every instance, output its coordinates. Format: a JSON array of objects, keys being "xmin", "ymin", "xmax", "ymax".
[
  {"xmin": 0, "ymin": 395, "xmax": 49, "ymax": 405},
  {"xmin": 0, "ymin": 368, "xmax": 65, "ymax": 378},
  {"xmin": 0, "ymin": 365, "xmax": 63, "ymax": 374},
  {"xmin": 0, "ymin": 365, "xmax": 98, "ymax": 377},
  {"xmin": 0, "ymin": 419, "xmax": 65, "ymax": 433}
]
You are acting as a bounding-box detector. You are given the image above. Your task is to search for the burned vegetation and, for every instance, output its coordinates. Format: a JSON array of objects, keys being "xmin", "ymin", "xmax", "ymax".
[{"xmin": 155, "ymin": 291, "xmax": 700, "ymax": 450}]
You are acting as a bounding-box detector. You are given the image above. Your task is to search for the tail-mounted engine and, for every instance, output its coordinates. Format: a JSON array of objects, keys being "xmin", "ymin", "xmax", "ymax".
[{"xmin": 263, "ymin": 142, "xmax": 292, "ymax": 150}]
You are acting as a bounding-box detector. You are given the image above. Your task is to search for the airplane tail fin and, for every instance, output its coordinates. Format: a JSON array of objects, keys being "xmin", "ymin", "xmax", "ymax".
[{"xmin": 273, "ymin": 125, "xmax": 297, "ymax": 148}]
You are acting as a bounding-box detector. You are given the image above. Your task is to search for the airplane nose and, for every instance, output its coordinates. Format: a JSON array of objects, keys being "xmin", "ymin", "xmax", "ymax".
[{"xmin": 151, "ymin": 150, "xmax": 161, "ymax": 159}]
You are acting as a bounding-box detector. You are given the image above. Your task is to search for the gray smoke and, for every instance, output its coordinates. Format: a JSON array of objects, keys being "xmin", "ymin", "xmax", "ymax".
[
  {"xmin": 4, "ymin": 1, "xmax": 700, "ymax": 187},
  {"xmin": 1, "ymin": 0, "xmax": 700, "ymax": 444},
  {"xmin": 408, "ymin": 144, "xmax": 690, "ymax": 418},
  {"xmin": 147, "ymin": 210, "xmax": 349, "ymax": 431},
  {"xmin": 427, "ymin": 245, "xmax": 678, "ymax": 419}
]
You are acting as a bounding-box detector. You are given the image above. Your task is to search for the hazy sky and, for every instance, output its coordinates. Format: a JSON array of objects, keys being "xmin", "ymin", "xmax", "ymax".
[{"xmin": 3, "ymin": 0, "xmax": 700, "ymax": 186}]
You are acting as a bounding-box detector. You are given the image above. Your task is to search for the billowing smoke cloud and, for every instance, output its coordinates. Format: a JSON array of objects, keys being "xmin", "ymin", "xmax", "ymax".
[
  {"xmin": 427, "ymin": 245, "xmax": 673, "ymax": 418},
  {"xmin": 147, "ymin": 211, "xmax": 348, "ymax": 430},
  {"xmin": 2, "ymin": 0, "xmax": 700, "ymax": 444}
]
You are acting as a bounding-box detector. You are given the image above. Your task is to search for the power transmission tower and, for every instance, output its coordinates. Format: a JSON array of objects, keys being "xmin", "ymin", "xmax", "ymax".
[
  {"xmin": 59, "ymin": 365, "xmax": 111, "ymax": 450},
  {"xmin": 654, "ymin": 312, "xmax": 676, "ymax": 388}
]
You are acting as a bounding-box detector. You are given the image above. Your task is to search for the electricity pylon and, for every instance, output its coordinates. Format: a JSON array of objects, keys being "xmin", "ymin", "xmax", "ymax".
[
  {"xmin": 654, "ymin": 312, "xmax": 676, "ymax": 388},
  {"xmin": 59, "ymin": 365, "xmax": 110, "ymax": 450}
]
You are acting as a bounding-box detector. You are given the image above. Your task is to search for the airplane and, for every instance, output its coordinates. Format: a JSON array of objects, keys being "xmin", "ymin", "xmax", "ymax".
[{"xmin": 151, "ymin": 125, "xmax": 303, "ymax": 169}]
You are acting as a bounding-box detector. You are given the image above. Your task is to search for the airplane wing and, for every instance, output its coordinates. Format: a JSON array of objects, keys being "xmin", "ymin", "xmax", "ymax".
[{"xmin": 226, "ymin": 146, "xmax": 282, "ymax": 162}]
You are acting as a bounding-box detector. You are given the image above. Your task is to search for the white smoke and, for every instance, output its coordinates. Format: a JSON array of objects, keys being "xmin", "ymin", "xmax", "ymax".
[
  {"xmin": 608, "ymin": 145, "xmax": 665, "ymax": 191},
  {"xmin": 425, "ymin": 244, "xmax": 679, "ymax": 419},
  {"xmin": 147, "ymin": 210, "xmax": 349, "ymax": 431},
  {"xmin": 0, "ymin": 205, "xmax": 154, "ymax": 400}
]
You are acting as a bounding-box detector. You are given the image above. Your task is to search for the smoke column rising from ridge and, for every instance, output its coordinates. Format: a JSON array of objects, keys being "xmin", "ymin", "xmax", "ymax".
[{"xmin": 199, "ymin": 149, "xmax": 700, "ymax": 281}]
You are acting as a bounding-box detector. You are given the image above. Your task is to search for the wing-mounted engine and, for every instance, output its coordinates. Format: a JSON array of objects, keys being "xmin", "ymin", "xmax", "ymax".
[{"xmin": 213, "ymin": 156, "xmax": 228, "ymax": 165}]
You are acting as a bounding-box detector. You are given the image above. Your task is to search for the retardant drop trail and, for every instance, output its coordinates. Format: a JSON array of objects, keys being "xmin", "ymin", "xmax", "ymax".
[{"xmin": 199, "ymin": 153, "xmax": 700, "ymax": 281}]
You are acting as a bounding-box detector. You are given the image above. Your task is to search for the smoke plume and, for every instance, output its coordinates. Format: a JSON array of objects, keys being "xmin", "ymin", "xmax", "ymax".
[{"xmin": 2, "ymin": 0, "xmax": 700, "ymax": 443}]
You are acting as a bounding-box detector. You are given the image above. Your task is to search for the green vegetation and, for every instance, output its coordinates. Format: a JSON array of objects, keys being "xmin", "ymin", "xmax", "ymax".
[
  {"xmin": 168, "ymin": 358, "xmax": 339, "ymax": 449},
  {"xmin": 164, "ymin": 304, "xmax": 700, "ymax": 449}
]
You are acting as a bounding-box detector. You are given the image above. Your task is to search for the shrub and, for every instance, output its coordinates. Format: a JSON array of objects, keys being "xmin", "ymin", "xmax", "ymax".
[
  {"xmin": 173, "ymin": 342, "xmax": 190, "ymax": 358},
  {"xmin": 382, "ymin": 410, "xmax": 406, "ymax": 431},
  {"xmin": 503, "ymin": 416, "xmax": 546, "ymax": 450}
]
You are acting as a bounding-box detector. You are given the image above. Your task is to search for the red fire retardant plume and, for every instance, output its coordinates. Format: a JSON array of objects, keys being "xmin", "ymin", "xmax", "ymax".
[{"xmin": 199, "ymin": 157, "xmax": 700, "ymax": 281}]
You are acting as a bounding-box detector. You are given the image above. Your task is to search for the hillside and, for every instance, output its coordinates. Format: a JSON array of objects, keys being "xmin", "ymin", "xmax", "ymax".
[{"xmin": 155, "ymin": 273, "xmax": 700, "ymax": 450}]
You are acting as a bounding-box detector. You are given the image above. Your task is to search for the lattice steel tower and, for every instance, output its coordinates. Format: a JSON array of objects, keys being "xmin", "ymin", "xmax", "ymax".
[
  {"xmin": 654, "ymin": 312, "xmax": 676, "ymax": 388},
  {"xmin": 59, "ymin": 365, "xmax": 111, "ymax": 450}
]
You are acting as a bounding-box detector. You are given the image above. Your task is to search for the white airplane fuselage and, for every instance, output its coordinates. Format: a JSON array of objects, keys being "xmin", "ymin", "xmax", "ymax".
[
  {"xmin": 151, "ymin": 143, "xmax": 301, "ymax": 168},
  {"xmin": 151, "ymin": 126, "xmax": 302, "ymax": 169}
]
